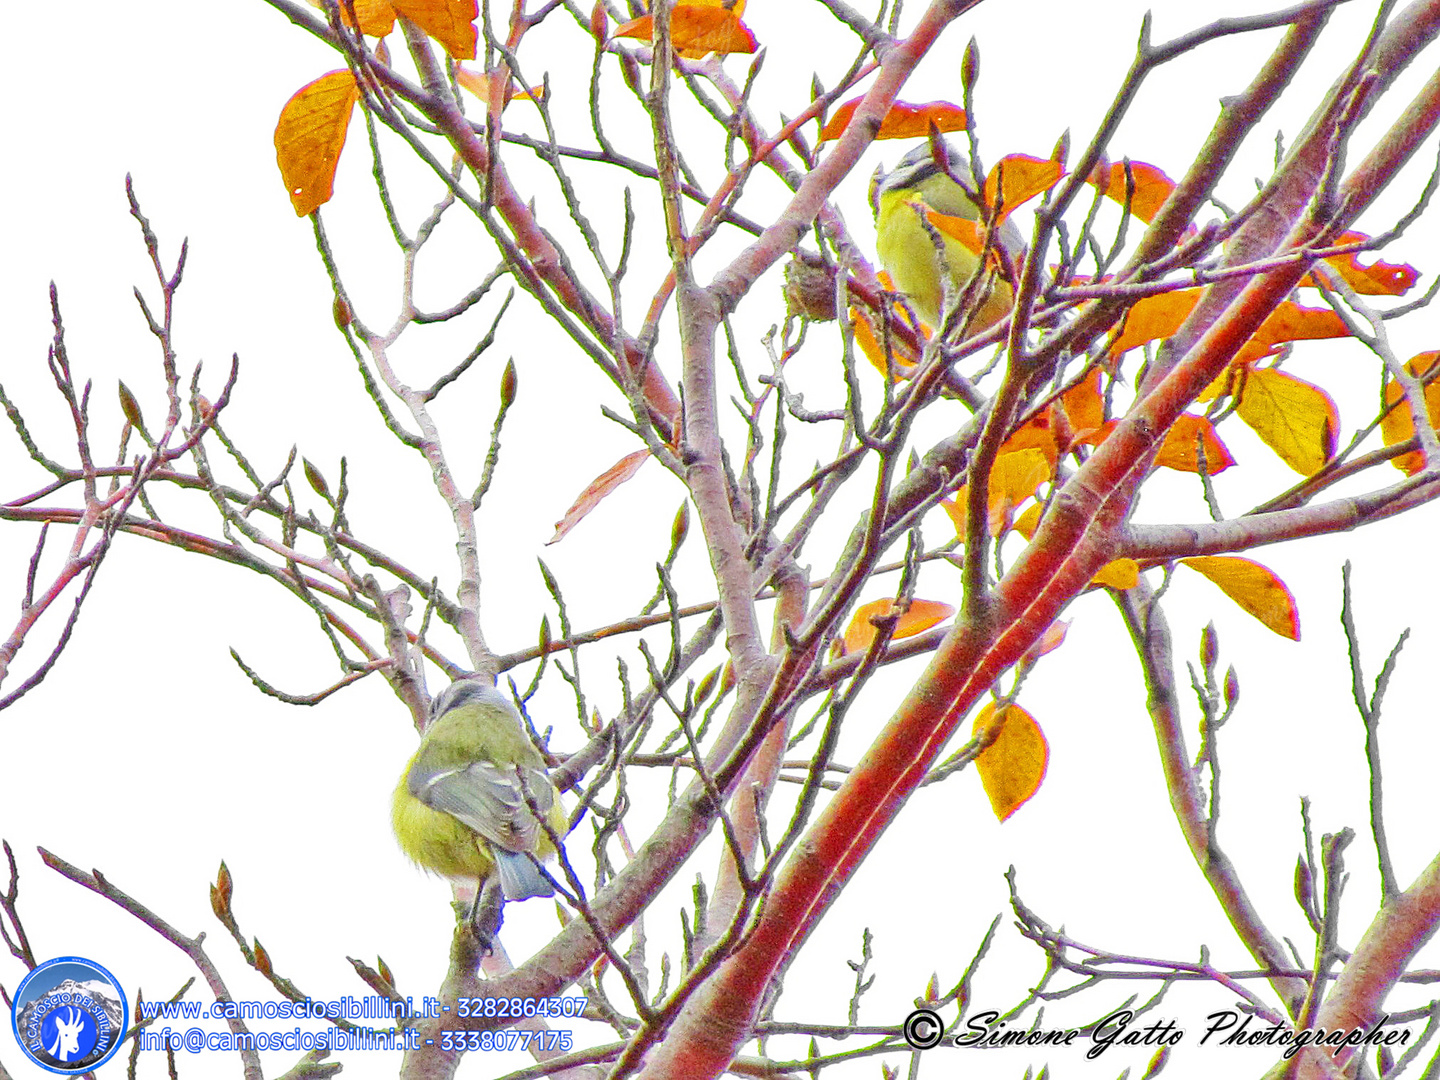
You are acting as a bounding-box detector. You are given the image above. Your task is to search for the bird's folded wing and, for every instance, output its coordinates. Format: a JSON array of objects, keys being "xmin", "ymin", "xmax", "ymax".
[{"xmin": 408, "ymin": 760, "xmax": 554, "ymax": 854}]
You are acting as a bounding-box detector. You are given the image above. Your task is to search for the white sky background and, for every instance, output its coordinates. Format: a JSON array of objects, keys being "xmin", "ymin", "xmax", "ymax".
[{"xmin": 2, "ymin": 2, "xmax": 1440, "ymax": 1079}]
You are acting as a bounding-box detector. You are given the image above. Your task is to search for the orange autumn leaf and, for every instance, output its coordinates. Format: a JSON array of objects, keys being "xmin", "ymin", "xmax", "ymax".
[
  {"xmin": 817, "ymin": 98, "xmax": 967, "ymax": 144},
  {"xmin": 1075, "ymin": 414, "xmax": 1233, "ymax": 475},
  {"xmin": 1234, "ymin": 300, "xmax": 1350, "ymax": 365},
  {"xmin": 982, "ymin": 153, "xmax": 1064, "ymax": 227},
  {"xmin": 973, "ymin": 701, "xmax": 1048, "ymax": 822},
  {"xmin": 1181, "ymin": 556, "xmax": 1300, "ymax": 640},
  {"xmin": 1020, "ymin": 619, "xmax": 1070, "ymax": 667},
  {"xmin": 998, "ymin": 414, "xmax": 1060, "ymax": 466},
  {"xmin": 275, "ymin": 70, "xmax": 360, "ymax": 216},
  {"xmin": 1091, "ymin": 558, "xmax": 1139, "ymax": 590},
  {"xmin": 849, "ymin": 303, "xmax": 924, "ymax": 379},
  {"xmin": 1089, "ymin": 159, "xmax": 1177, "ymax": 223},
  {"xmin": 1301, "ymin": 230, "xmax": 1418, "ymax": 296},
  {"xmin": 455, "ymin": 67, "xmax": 545, "ymax": 104},
  {"xmin": 1380, "ymin": 351, "xmax": 1440, "ymax": 475},
  {"xmin": 1060, "ymin": 370, "xmax": 1105, "ymax": 445},
  {"xmin": 614, "ymin": 5, "xmax": 757, "ymax": 58},
  {"xmin": 841, "ymin": 598, "xmax": 954, "ymax": 656},
  {"xmin": 548, "ymin": 448, "xmax": 651, "ymax": 544},
  {"xmin": 1108, "ymin": 287, "xmax": 1202, "ymax": 357},
  {"xmin": 391, "ymin": 0, "xmax": 477, "ymax": 58},
  {"xmin": 1153, "ymin": 414, "xmax": 1235, "ymax": 474},
  {"xmin": 306, "ymin": 0, "xmax": 397, "ymax": 35},
  {"xmin": 1233, "ymin": 366, "xmax": 1338, "ymax": 475}
]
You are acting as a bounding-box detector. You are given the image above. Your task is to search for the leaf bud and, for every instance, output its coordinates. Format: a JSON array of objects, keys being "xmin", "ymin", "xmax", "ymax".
[
  {"xmin": 589, "ymin": 0, "xmax": 608, "ymax": 42},
  {"xmin": 1223, "ymin": 665, "xmax": 1240, "ymax": 710},
  {"xmin": 1294, "ymin": 855, "xmax": 1314, "ymax": 915},
  {"xmin": 671, "ymin": 501, "xmax": 690, "ymax": 549},
  {"xmin": 215, "ymin": 860, "xmax": 233, "ymax": 910},
  {"xmin": 254, "ymin": 939, "xmax": 272, "ymax": 976},
  {"xmin": 303, "ymin": 457, "xmax": 332, "ymax": 502},
  {"xmin": 961, "ymin": 36, "xmax": 980, "ymax": 93},
  {"xmin": 118, "ymin": 380, "xmax": 145, "ymax": 431},
  {"xmin": 500, "ymin": 357, "xmax": 518, "ymax": 409},
  {"xmin": 694, "ymin": 664, "xmax": 720, "ymax": 705},
  {"xmin": 333, "ymin": 294, "xmax": 352, "ymax": 330},
  {"xmin": 377, "ymin": 956, "xmax": 395, "ymax": 988},
  {"xmin": 1200, "ymin": 622, "xmax": 1218, "ymax": 674}
]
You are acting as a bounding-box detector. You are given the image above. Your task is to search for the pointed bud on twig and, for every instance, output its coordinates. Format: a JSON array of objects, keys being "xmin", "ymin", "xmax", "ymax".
[
  {"xmin": 210, "ymin": 861, "xmax": 233, "ymax": 921},
  {"xmin": 961, "ymin": 37, "xmax": 980, "ymax": 93},
  {"xmin": 1051, "ymin": 128, "xmax": 1071, "ymax": 168},
  {"xmin": 1294, "ymin": 855, "xmax": 1314, "ymax": 916},
  {"xmin": 500, "ymin": 358, "xmax": 518, "ymax": 409},
  {"xmin": 303, "ymin": 458, "xmax": 332, "ymax": 502},
  {"xmin": 333, "ymin": 294, "xmax": 352, "ymax": 330},
  {"xmin": 377, "ymin": 956, "xmax": 395, "ymax": 988},
  {"xmin": 1200, "ymin": 622, "xmax": 1218, "ymax": 674},
  {"xmin": 924, "ymin": 972, "xmax": 939, "ymax": 1003},
  {"xmin": 1223, "ymin": 665, "xmax": 1239, "ymax": 710},
  {"xmin": 539, "ymin": 614, "xmax": 552, "ymax": 656},
  {"xmin": 588, "ymin": 0, "xmax": 608, "ymax": 42},
  {"xmin": 671, "ymin": 502, "xmax": 689, "ymax": 549},
  {"xmin": 254, "ymin": 939, "xmax": 272, "ymax": 976},
  {"xmin": 694, "ymin": 665, "xmax": 720, "ymax": 705},
  {"xmin": 619, "ymin": 51, "xmax": 642, "ymax": 96},
  {"xmin": 118, "ymin": 381, "xmax": 145, "ymax": 431}
]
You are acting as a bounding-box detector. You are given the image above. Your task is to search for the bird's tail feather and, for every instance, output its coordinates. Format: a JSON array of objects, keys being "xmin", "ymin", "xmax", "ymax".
[{"xmin": 494, "ymin": 850, "xmax": 554, "ymax": 900}]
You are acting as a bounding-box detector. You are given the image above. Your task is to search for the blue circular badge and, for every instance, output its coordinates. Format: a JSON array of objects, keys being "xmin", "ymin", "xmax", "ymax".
[{"xmin": 10, "ymin": 956, "xmax": 128, "ymax": 1074}]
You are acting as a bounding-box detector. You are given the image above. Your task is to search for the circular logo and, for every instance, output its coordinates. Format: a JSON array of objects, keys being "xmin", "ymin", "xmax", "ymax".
[
  {"xmin": 903, "ymin": 1008, "xmax": 944, "ymax": 1049},
  {"xmin": 10, "ymin": 956, "xmax": 128, "ymax": 1075}
]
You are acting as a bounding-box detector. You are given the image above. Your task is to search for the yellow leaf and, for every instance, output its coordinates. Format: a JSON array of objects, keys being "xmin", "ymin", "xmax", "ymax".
[
  {"xmin": 841, "ymin": 598, "xmax": 954, "ymax": 656},
  {"xmin": 391, "ymin": 0, "xmax": 477, "ymax": 59},
  {"xmin": 1233, "ymin": 366, "xmax": 1338, "ymax": 475},
  {"xmin": 973, "ymin": 702, "xmax": 1048, "ymax": 822},
  {"xmin": 1380, "ymin": 351, "xmax": 1440, "ymax": 475},
  {"xmin": 986, "ymin": 448, "xmax": 1051, "ymax": 534},
  {"xmin": 1091, "ymin": 558, "xmax": 1138, "ymax": 590},
  {"xmin": 1181, "ymin": 556, "xmax": 1300, "ymax": 640},
  {"xmin": 1012, "ymin": 502, "xmax": 1042, "ymax": 540},
  {"xmin": 275, "ymin": 71, "xmax": 360, "ymax": 217}
]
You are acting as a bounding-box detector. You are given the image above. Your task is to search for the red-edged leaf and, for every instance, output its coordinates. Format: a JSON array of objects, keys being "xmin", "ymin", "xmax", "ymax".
[
  {"xmin": 983, "ymin": 153, "xmax": 1063, "ymax": 227},
  {"xmin": 548, "ymin": 449, "xmax": 651, "ymax": 543},
  {"xmin": 818, "ymin": 98, "xmax": 967, "ymax": 144},
  {"xmin": 615, "ymin": 5, "xmax": 757, "ymax": 58},
  {"xmin": 1380, "ymin": 351, "xmax": 1440, "ymax": 475},
  {"xmin": 1088, "ymin": 160, "xmax": 1176, "ymax": 223},
  {"xmin": 1182, "ymin": 556, "xmax": 1300, "ymax": 640},
  {"xmin": 275, "ymin": 71, "xmax": 360, "ymax": 216}
]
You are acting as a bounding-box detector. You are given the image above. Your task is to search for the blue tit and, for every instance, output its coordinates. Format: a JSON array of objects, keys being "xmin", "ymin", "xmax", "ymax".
[
  {"xmin": 871, "ymin": 141, "xmax": 1025, "ymax": 331},
  {"xmin": 392, "ymin": 680, "xmax": 566, "ymax": 901}
]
